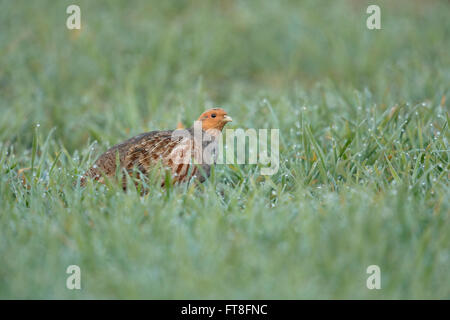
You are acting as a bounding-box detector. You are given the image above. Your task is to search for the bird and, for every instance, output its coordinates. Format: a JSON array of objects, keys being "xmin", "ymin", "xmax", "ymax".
[{"xmin": 80, "ymin": 108, "xmax": 232, "ymax": 190}]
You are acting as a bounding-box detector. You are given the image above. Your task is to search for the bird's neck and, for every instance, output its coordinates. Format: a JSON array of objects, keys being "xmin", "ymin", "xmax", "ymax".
[{"xmin": 188, "ymin": 126, "xmax": 224, "ymax": 138}]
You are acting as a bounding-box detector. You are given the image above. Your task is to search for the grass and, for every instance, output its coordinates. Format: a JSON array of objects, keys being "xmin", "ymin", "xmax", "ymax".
[{"xmin": 0, "ymin": 0, "xmax": 449, "ymax": 299}]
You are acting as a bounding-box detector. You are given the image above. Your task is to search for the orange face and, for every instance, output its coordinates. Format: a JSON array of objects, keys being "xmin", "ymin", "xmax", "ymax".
[{"xmin": 197, "ymin": 108, "xmax": 232, "ymax": 131}]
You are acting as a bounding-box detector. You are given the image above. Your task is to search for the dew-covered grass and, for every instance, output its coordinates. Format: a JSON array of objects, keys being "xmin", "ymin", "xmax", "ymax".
[{"xmin": 0, "ymin": 0, "xmax": 449, "ymax": 299}]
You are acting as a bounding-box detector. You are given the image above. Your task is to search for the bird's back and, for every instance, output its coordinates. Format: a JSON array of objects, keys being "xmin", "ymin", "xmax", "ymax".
[{"xmin": 80, "ymin": 128, "xmax": 218, "ymax": 188}]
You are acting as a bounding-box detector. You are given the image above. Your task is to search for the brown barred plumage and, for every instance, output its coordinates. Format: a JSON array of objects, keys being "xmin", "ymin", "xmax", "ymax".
[{"xmin": 80, "ymin": 108, "xmax": 232, "ymax": 190}]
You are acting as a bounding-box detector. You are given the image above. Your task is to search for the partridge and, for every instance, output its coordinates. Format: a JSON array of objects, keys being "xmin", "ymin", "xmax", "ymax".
[{"xmin": 80, "ymin": 108, "xmax": 232, "ymax": 189}]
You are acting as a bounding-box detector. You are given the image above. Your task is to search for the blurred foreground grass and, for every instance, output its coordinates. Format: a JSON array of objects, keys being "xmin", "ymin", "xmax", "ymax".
[{"xmin": 0, "ymin": 0, "xmax": 449, "ymax": 298}]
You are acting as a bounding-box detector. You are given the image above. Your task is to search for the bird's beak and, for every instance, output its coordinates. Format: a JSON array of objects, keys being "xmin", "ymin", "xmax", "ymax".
[{"xmin": 223, "ymin": 115, "xmax": 233, "ymax": 122}]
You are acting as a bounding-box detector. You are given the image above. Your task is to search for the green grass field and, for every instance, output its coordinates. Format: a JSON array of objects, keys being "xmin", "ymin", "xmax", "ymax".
[{"xmin": 0, "ymin": 0, "xmax": 449, "ymax": 299}]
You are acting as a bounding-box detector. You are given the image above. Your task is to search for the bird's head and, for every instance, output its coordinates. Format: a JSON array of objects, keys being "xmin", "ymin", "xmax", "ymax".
[{"xmin": 197, "ymin": 108, "xmax": 232, "ymax": 132}]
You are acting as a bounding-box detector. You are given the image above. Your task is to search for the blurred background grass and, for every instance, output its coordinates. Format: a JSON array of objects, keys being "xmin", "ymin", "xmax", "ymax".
[
  {"xmin": 0, "ymin": 0, "xmax": 449, "ymax": 299},
  {"xmin": 1, "ymin": 0, "xmax": 448, "ymax": 150}
]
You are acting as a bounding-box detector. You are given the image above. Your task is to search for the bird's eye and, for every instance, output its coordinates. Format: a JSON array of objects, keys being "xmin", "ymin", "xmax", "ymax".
[{"xmin": 211, "ymin": 113, "xmax": 217, "ymax": 118}]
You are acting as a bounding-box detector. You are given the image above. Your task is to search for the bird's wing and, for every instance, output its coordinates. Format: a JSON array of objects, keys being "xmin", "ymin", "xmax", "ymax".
[
  {"xmin": 124, "ymin": 130, "xmax": 198, "ymax": 183},
  {"xmin": 82, "ymin": 129, "xmax": 210, "ymax": 187},
  {"xmin": 82, "ymin": 130, "xmax": 175, "ymax": 182}
]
